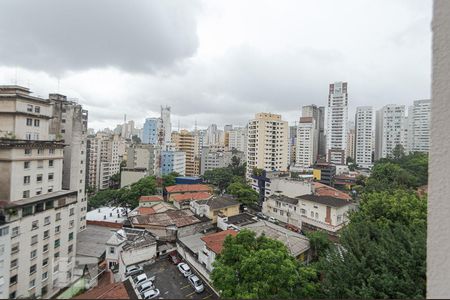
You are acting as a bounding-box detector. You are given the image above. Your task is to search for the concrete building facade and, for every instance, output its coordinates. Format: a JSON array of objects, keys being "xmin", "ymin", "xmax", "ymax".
[
  {"xmin": 375, "ymin": 104, "xmax": 406, "ymax": 160},
  {"xmin": 295, "ymin": 117, "xmax": 317, "ymax": 169},
  {"xmin": 355, "ymin": 106, "xmax": 374, "ymax": 168}
]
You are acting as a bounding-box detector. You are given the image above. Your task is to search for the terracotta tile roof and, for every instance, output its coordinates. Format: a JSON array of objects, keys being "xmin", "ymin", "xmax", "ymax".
[
  {"xmin": 139, "ymin": 195, "xmax": 164, "ymax": 202},
  {"xmin": 138, "ymin": 207, "xmax": 156, "ymax": 215},
  {"xmin": 201, "ymin": 230, "xmax": 237, "ymax": 254},
  {"xmin": 75, "ymin": 281, "xmax": 131, "ymax": 299},
  {"xmin": 170, "ymin": 192, "xmax": 212, "ymax": 202},
  {"xmin": 313, "ymin": 182, "xmax": 352, "ymax": 200},
  {"xmin": 165, "ymin": 184, "xmax": 212, "ymax": 194}
]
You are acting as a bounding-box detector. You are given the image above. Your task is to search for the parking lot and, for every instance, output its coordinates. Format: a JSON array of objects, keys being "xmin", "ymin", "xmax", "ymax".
[{"xmin": 142, "ymin": 259, "xmax": 219, "ymax": 300}]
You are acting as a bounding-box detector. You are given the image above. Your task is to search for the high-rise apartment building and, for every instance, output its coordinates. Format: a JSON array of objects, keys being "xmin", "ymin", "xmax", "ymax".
[
  {"xmin": 375, "ymin": 104, "xmax": 406, "ymax": 160},
  {"xmin": 288, "ymin": 125, "xmax": 297, "ymax": 166},
  {"xmin": 142, "ymin": 118, "xmax": 162, "ymax": 145},
  {"xmin": 200, "ymin": 147, "xmax": 245, "ymax": 175},
  {"xmin": 228, "ymin": 127, "xmax": 247, "ymax": 154},
  {"xmin": 355, "ymin": 106, "xmax": 374, "ymax": 168},
  {"xmin": 48, "ymin": 93, "xmax": 88, "ymax": 232},
  {"xmin": 302, "ymin": 104, "xmax": 326, "ymax": 158},
  {"xmin": 126, "ymin": 144, "xmax": 161, "ymax": 176},
  {"xmin": 408, "ymin": 99, "xmax": 431, "ymax": 153},
  {"xmin": 246, "ymin": 113, "xmax": 288, "ymax": 177},
  {"xmin": 295, "ymin": 117, "xmax": 317, "ymax": 168},
  {"xmin": 172, "ymin": 130, "xmax": 198, "ymax": 176},
  {"xmin": 346, "ymin": 127, "xmax": 355, "ymax": 161},
  {"xmin": 161, "ymin": 106, "xmax": 172, "ymax": 145},
  {"xmin": 161, "ymin": 150, "xmax": 186, "ymax": 176},
  {"xmin": 326, "ymin": 82, "xmax": 349, "ymax": 165},
  {"xmin": 0, "ymin": 86, "xmax": 79, "ymax": 299},
  {"xmin": 86, "ymin": 133, "xmax": 125, "ymax": 191}
]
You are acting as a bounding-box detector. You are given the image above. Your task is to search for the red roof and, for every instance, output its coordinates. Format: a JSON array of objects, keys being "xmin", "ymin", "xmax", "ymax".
[
  {"xmin": 139, "ymin": 195, "xmax": 164, "ymax": 202},
  {"xmin": 313, "ymin": 182, "xmax": 352, "ymax": 200},
  {"xmin": 75, "ymin": 281, "xmax": 129, "ymax": 299},
  {"xmin": 170, "ymin": 192, "xmax": 212, "ymax": 202},
  {"xmin": 165, "ymin": 184, "xmax": 212, "ymax": 194},
  {"xmin": 200, "ymin": 230, "xmax": 237, "ymax": 254},
  {"xmin": 138, "ymin": 207, "xmax": 156, "ymax": 215}
]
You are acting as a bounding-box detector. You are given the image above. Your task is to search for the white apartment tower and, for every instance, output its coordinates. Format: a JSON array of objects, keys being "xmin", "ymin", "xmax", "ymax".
[
  {"xmin": 355, "ymin": 106, "xmax": 374, "ymax": 168},
  {"xmin": 0, "ymin": 86, "xmax": 78, "ymax": 299},
  {"xmin": 228, "ymin": 127, "xmax": 248, "ymax": 154},
  {"xmin": 408, "ymin": 99, "xmax": 431, "ymax": 153},
  {"xmin": 161, "ymin": 106, "xmax": 172, "ymax": 145},
  {"xmin": 48, "ymin": 94, "xmax": 88, "ymax": 232},
  {"xmin": 246, "ymin": 113, "xmax": 288, "ymax": 177},
  {"xmin": 375, "ymin": 104, "xmax": 406, "ymax": 160},
  {"xmin": 302, "ymin": 104, "xmax": 326, "ymax": 158},
  {"xmin": 295, "ymin": 117, "xmax": 317, "ymax": 168},
  {"xmin": 326, "ymin": 82, "xmax": 349, "ymax": 165}
]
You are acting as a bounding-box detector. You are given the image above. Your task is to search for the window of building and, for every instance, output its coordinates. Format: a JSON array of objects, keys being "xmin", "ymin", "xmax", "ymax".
[
  {"xmin": 315, "ymin": 212, "xmax": 319, "ymax": 219},
  {"xmin": 34, "ymin": 133, "xmax": 39, "ymax": 140},
  {"xmin": 35, "ymin": 202, "xmax": 44, "ymax": 212},
  {"xmin": 30, "ymin": 264, "xmax": 37, "ymax": 274},
  {"xmin": 42, "ymin": 272, "xmax": 48, "ymax": 281},
  {"xmin": 26, "ymin": 118, "xmax": 33, "ymax": 126},
  {"xmin": 49, "ymin": 149, "xmax": 55, "ymax": 154},
  {"xmin": 25, "ymin": 149, "xmax": 32, "ymax": 156},
  {"xmin": 23, "ymin": 190, "xmax": 30, "ymax": 199},
  {"xmin": 54, "ymin": 239, "xmax": 60, "ymax": 248},
  {"xmin": 29, "ymin": 278, "xmax": 36, "ymax": 289},
  {"xmin": 55, "ymin": 225, "xmax": 60, "ymax": 234},
  {"xmin": 10, "ymin": 275, "xmax": 17, "ymax": 286},
  {"xmin": 32, "ymin": 220, "xmax": 39, "ymax": 230},
  {"xmin": 11, "ymin": 226, "xmax": 19, "ymax": 237},
  {"xmin": 68, "ymin": 232, "xmax": 74, "ymax": 241},
  {"xmin": 31, "ymin": 249, "xmax": 37, "ymax": 260},
  {"xmin": 34, "ymin": 106, "xmax": 40, "ymax": 113},
  {"xmin": 34, "ymin": 119, "xmax": 40, "ymax": 127},
  {"xmin": 37, "ymin": 149, "xmax": 44, "ymax": 155},
  {"xmin": 53, "ymin": 264, "xmax": 59, "ymax": 273},
  {"xmin": 44, "ymin": 230, "xmax": 50, "ymax": 239},
  {"xmin": 68, "ymin": 244, "xmax": 73, "ymax": 254},
  {"xmin": 41, "ymin": 285, "xmax": 48, "ymax": 296},
  {"xmin": 35, "ymin": 187, "xmax": 42, "ymax": 196},
  {"xmin": 311, "ymin": 211, "xmax": 314, "ymax": 218},
  {"xmin": 24, "ymin": 161, "xmax": 30, "ymax": 169},
  {"xmin": 11, "ymin": 243, "xmax": 19, "ymax": 254},
  {"xmin": 44, "ymin": 216, "xmax": 50, "ymax": 225},
  {"xmin": 10, "ymin": 259, "xmax": 18, "ymax": 269},
  {"xmin": 43, "ymin": 244, "xmax": 49, "ymax": 253},
  {"xmin": 49, "ymin": 160, "xmax": 54, "ymax": 167},
  {"xmin": 69, "ymin": 208, "xmax": 74, "ymax": 216},
  {"xmin": 109, "ymin": 247, "xmax": 115, "ymax": 254},
  {"xmin": 56, "ymin": 212, "xmax": 61, "ymax": 221},
  {"xmin": 45, "ymin": 200, "xmax": 54, "ymax": 209},
  {"xmin": 48, "ymin": 173, "xmax": 54, "ymax": 181},
  {"xmin": 69, "ymin": 220, "xmax": 74, "ymax": 228},
  {"xmin": 31, "ymin": 235, "xmax": 38, "ymax": 245},
  {"xmin": 27, "ymin": 104, "xmax": 33, "ymax": 112},
  {"xmin": 36, "ymin": 174, "xmax": 43, "ymax": 182},
  {"xmin": 54, "ymin": 251, "xmax": 60, "ymax": 259},
  {"xmin": 48, "ymin": 186, "xmax": 53, "ymax": 193}
]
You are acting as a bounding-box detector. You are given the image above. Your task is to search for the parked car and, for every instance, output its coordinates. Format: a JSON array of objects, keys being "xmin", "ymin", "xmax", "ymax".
[
  {"xmin": 169, "ymin": 251, "xmax": 182, "ymax": 265},
  {"xmin": 141, "ymin": 289, "xmax": 160, "ymax": 299},
  {"xmin": 188, "ymin": 274, "xmax": 205, "ymax": 293},
  {"xmin": 285, "ymin": 223, "xmax": 301, "ymax": 233},
  {"xmin": 133, "ymin": 273, "xmax": 148, "ymax": 286},
  {"xmin": 137, "ymin": 280, "xmax": 155, "ymax": 294},
  {"xmin": 177, "ymin": 262, "xmax": 192, "ymax": 277},
  {"xmin": 268, "ymin": 216, "xmax": 279, "ymax": 224},
  {"xmin": 125, "ymin": 265, "xmax": 143, "ymax": 277},
  {"xmin": 256, "ymin": 212, "xmax": 267, "ymax": 220}
]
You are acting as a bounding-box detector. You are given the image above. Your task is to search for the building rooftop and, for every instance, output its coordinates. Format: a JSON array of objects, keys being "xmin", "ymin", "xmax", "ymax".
[
  {"xmin": 86, "ymin": 206, "xmax": 130, "ymax": 224},
  {"xmin": 171, "ymin": 192, "xmax": 212, "ymax": 202},
  {"xmin": 139, "ymin": 195, "xmax": 164, "ymax": 202},
  {"xmin": 196, "ymin": 195, "xmax": 240, "ymax": 210},
  {"xmin": 243, "ymin": 221, "xmax": 310, "ymax": 257},
  {"xmin": 165, "ymin": 184, "xmax": 212, "ymax": 194},
  {"xmin": 226, "ymin": 213, "xmax": 258, "ymax": 226},
  {"xmin": 130, "ymin": 209, "xmax": 204, "ymax": 228},
  {"xmin": 75, "ymin": 281, "xmax": 133, "ymax": 299},
  {"xmin": 129, "ymin": 202, "xmax": 176, "ymax": 217},
  {"xmin": 297, "ymin": 194, "xmax": 353, "ymax": 208},
  {"xmin": 269, "ymin": 195, "xmax": 298, "ymax": 205},
  {"xmin": 201, "ymin": 230, "xmax": 237, "ymax": 254},
  {"xmin": 313, "ymin": 182, "xmax": 352, "ymax": 200},
  {"xmin": 76, "ymin": 225, "xmax": 116, "ymax": 258}
]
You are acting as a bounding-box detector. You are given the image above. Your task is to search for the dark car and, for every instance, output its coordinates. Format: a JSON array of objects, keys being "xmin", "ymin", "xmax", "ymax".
[
  {"xmin": 169, "ymin": 251, "xmax": 182, "ymax": 265},
  {"xmin": 256, "ymin": 212, "xmax": 268, "ymax": 220}
]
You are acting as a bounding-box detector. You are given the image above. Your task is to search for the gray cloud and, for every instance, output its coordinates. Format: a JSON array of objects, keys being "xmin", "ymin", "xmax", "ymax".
[{"xmin": 0, "ymin": 0, "xmax": 200, "ymax": 75}]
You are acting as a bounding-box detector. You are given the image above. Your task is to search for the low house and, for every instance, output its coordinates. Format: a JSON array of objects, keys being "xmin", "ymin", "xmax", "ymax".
[
  {"xmin": 129, "ymin": 202, "xmax": 176, "ymax": 217},
  {"xmin": 165, "ymin": 184, "xmax": 213, "ymax": 200},
  {"xmin": 262, "ymin": 194, "xmax": 354, "ymax": 235},
  {"xmin": 139, "ymin": 195, "xmax": 164, "ymax": 207},
  {"xmin": 190, "ymin": 195, "xmax": 240, "ymax": 223},
  {"xmin": 171, "ymin": 192, "xmax": 213, "ymax": 209},
  {"xmin": 198, "ymin": 230, "xmax": 237, "ymax": 272},
  {"xmin": 333, "ymin": 174, "xmax": 357, "ymax": 190},
  {"xmin": 105, "ymin": 227, "xmax": 157, "ymax": 280},
  {"xmin": 129, "ymin": 209, "xmax": 212, "ymax": 241},
  {"xmin": 313, "ymin": 182, "xmax": 352, "ymax": 200}
]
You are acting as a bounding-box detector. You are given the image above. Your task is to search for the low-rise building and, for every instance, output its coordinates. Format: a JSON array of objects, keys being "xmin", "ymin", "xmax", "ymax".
[
  {"xmin": 198, "ymin": 230, "xmax": 238, "ymax": 272},
  {"xmin": 312, "ymin": 163, "xmax": 336, "ymax": 186},
  {"xmin": 190, "ymin": 196, "xmax": 240, "ymax": 223},
  {"xmin": 165, "ymin": 184, "xmax": 212, "ymax": 200},
  {"xmin": 171, "ymin": 192, "xmax": 213, "ymax": 209}
]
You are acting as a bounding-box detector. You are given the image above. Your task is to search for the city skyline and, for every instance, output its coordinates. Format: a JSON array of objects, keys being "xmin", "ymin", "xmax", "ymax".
[{"xmin": 0, "ymin": 0, "xmax": 431, "ymax": 130}]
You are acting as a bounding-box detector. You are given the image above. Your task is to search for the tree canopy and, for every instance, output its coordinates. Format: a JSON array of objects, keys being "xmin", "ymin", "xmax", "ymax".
[{"xmin": 211, "ymin": 229, "xmax": 320, "ymax": 299}]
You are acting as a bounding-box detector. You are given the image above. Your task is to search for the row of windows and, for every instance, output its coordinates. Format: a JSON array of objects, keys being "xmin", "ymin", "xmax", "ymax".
[
  {"xmin": 24, "ymin": 160, "xmax": 54, "ymax": 169},
  {"xmin": 24, "ymin": 148, "xmax": 56, "ymax": 155}
]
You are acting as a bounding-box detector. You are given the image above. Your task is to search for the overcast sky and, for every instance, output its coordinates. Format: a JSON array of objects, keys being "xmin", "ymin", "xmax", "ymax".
[{"xmin": 0, "ymin": 0, "xmax": 431, "ymax": 130}]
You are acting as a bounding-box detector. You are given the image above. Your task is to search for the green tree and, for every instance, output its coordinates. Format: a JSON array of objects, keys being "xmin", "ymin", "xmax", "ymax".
[
  {"xmin": 318, "ymin": 190, "xmax": 426, "ymax": 299},
  {"xmin": 203, "ymin": 168, "xmax": 234, "ymax": 192},
  {"xmin": 365, "ymin": 162, "xmax": 417, "ymax": 192},
  {"xmin": 161, "ymin": 172, "xmax": 180, "ymax": 187},
  {"xmin": 305, "ymin": 231, "xmax": 331, "ymax": 262},
  {"xmin": 211, "ymin": 230, "xmax": 320, "ymax": 299},
  {"xmin": 120, "ymin": 176, "xmax": 157, "ymax": 208},
  {"xmin": 391, "ymin": 144, "xmax": 406, "ymax": 161},
  {"xmin": 226, "ymin": 181, "xmax": 259, "ymax": 205}
]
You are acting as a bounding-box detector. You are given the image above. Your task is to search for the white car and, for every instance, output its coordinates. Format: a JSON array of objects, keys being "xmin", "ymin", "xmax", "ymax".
[
  {"xmin": 141, "ymin": 289, "xmax": 160, "ymax": 299},
  {"xmin": 137, "ymin": 280, "xmax": 155, "ymax": 294},
  {"xmin": 188, "ymin": 274, "xmax": 205, "ymax": 293},
  {"xmin": 268, "ymin": 216, "xmax": 279, "ymax": 224},
  {"xmin": 177, "ymin": 262, "xmax": 192, "ymax": 277},
  {"xmin": 125, "ymin": 265, "xmax": 143, "ymax": 277},
  {"xmin": 133, "ymin": 273, "xmax": 147, "ymax": 286}
]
